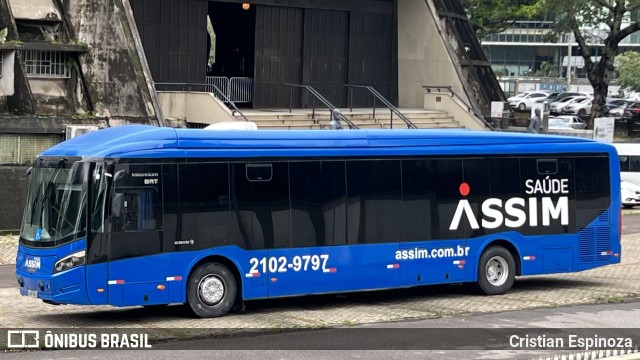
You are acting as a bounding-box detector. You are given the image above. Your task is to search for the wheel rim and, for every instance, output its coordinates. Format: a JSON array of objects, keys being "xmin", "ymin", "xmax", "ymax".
[
  {"xmin": 198, "ymin": 275, "xmax": 225, "ymax": 306},
  {"xmin": 519, "ymin": 104, "xmax": 525, "ymax": 110},
  {"xmin": 485, "ymin": 256, "xmax": 509, "ymax": 287}
]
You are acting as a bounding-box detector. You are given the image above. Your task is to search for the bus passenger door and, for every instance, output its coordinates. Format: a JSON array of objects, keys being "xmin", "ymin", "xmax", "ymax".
[
  {"xmin": 86, "ymin": 162, "xmax": 110, "ymax": 305},
  {"xmin": 85, "ymin": 232, "xmax": 110, "ymax": 305},
  {"xmin": 107, "ymin": 164, "xmax": 167, "ymax": 306}
]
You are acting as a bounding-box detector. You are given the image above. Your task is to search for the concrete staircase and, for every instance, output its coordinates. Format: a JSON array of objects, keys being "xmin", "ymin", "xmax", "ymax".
[{"xmin": 234, "ymin": 108, "xmax": 463, "ymax": 130}]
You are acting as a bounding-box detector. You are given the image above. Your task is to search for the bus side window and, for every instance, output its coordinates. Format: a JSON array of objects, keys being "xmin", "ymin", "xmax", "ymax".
[
  {"xmin": 113, "ymin": 188, "xmax": 158, "ymax": 232},
  {"xmin": 536, "ymin": 159, "xmax": 557, "ymax": 175},
  {"xmin": 246, "ymin": 163, "xmax": 273, "ymax": 181},
  {"xmin": 619, "ymin": 156, "xmax": 630, "ymax": 172},
  {"xmin": 110, "ymin": 164, "xmax": 162, "ymax": 233},
  {"xmin": 630, "ymin": 156, "xmax": 640, "ymax": 172}
]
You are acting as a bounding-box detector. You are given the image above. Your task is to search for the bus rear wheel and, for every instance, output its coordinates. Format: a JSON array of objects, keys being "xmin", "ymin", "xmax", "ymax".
[
  {"xmin": 477, "ymin": 246, "xmax": 515, "ymax": 295},
  {"xmin": 187, "ymin": 263, "xmax": 236, "ymax": 318}
]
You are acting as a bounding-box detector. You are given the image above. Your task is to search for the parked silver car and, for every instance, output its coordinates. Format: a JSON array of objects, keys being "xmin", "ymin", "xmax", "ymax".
[
  {"xmin": 561, "ymin": 97, "xmax": 592, "ymax": 115},
  {"xmin": 608, "ymin": 101, "xmax": 633, "ymax": 119},
  {"xmin": 549, "ymin": 96, "xmax": 583, "ymax": 115}
]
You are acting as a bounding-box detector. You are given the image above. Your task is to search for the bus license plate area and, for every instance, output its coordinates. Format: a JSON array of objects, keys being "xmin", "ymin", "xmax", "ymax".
[{"xmin": 27, "ymin": 289, "xmax": 38, "ymax": 298}]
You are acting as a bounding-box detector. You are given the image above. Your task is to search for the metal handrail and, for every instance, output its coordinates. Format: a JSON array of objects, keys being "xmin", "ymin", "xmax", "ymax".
[
  {"xmin": 346, "ymin": 85, "xmax": 417, "ymax": 129},
  {"xmin": 283, "ymin": 84, "xmax": 359, "ymax": 129},
  {"xmin": 155, "ymin": 82, "xmax": 249, "ymax": 122},
  {"xmin": 423, "ymin": 85, "xmax": 495, "ymax": 130},
  {"xmin": 207, "ymin": 76, "xmax": 230, "ymax": 102}
]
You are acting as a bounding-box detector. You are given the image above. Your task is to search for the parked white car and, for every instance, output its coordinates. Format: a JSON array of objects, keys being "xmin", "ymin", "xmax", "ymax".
[
  {"xmin": 549, "ymin": 96, "xmax": 582, "ymax": 115},
  {"xmin": 507, "ymin": 92, "xmax": 527, "ymax": 100},
  {"xmin": 622, "ymin": 181, "xmax": 640, "ymax": 208},
  {"xmin": 508, "ymin": 91, "xmax": 551, "ymax": 111},
  {"xmin": 552, "ymin": 115, "xmax": 587, "ymax": 129},
  {"xmin": 562, "ymin": 97, "xmax": 593, "ymax": 116},
  {"xmin": 548, "ymin": 117, "xmax": 576, "ymax": 131}
]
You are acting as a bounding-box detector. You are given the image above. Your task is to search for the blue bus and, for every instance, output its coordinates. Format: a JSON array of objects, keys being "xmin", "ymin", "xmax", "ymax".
[{"xmin": 16, "ymin": 126, "xmax": 621, "ymax": 317}]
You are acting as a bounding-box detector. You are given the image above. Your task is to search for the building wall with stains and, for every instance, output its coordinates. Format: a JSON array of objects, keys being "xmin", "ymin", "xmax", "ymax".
[{"xmin": 62, "ymin": 0, "xmax": 155, "ymax": 120}]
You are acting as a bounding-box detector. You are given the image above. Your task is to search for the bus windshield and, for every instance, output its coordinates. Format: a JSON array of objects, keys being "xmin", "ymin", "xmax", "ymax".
[{"xmin": 20, "ymin": 158, "xmax": 87, "ymax": 246}]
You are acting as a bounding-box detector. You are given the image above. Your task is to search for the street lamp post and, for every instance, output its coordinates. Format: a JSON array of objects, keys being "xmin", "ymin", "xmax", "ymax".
[{"xmin": 567, "ymin": 42, "xmax": 572, "ymax": 89}]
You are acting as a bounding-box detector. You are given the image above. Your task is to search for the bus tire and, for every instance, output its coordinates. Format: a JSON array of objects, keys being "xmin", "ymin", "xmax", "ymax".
[
  {"xmin": 187, "ymin": 263, "xmax": 236, "ymax": 318},
  {"xmin": 477, "ymin": 246, "xmax": 515, "ymax": 295}
]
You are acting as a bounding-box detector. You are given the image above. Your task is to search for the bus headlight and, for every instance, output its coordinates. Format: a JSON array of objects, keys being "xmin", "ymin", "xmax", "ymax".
[{"xmin": 54, "ymin": 250, "xmax": 86, "ymax": 273}]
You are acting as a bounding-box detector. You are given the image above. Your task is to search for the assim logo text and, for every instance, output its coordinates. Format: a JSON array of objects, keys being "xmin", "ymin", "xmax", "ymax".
[
  {"xmin": 449, "ymin": 177, "xmax": 569, "ymax": 231},
  {"xmin": 24, "ymin": 256, "xmax": 41, "ymax": 270}
]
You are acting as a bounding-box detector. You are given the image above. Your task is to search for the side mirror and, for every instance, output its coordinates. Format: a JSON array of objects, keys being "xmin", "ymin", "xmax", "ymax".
[
  {"xmin": 113, "ymin": 170, "xmax": 126, "ymax": 182},
  {"xmin": 112, "ymin": 193, "xmax": 123, "ymax": 218},
  {"xmin": 26, "ymin": 167, "xmax": 33, "ymax": 177}
]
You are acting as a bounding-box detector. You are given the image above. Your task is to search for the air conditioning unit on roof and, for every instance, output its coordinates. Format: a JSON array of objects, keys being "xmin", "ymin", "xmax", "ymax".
[{"xmin": 66, "ymin": 125, "xmax": 99, "ymax": 140}]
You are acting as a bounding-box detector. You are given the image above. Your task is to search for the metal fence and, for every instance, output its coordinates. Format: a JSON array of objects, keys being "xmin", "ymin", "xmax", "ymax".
[
  {"xmin": 206, "ymin": 76, "xmax": 229, "ymax": 100},
  {"xmin": 229, "ymin": 77, "xmax": 253, "ymax": 103},
  {"xmin": 206, "ymin": 76, "xmax": 253, "ymax": 103}
]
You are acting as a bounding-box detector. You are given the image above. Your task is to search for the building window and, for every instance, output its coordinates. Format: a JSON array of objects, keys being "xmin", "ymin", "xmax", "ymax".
[{"xmin": 23, "ymin": 50, "xmax": 71, "ymax": 78}]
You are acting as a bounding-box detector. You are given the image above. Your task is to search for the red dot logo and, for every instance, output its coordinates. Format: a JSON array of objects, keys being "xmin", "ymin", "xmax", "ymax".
[{"xmin": 459, "ymin": 182, "xmax": 470, "ymax": 197}]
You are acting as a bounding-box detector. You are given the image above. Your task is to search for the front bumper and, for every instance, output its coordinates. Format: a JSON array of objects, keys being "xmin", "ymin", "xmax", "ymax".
[
  {"xmin": 622, "ymin": 197, "xmax": 640, "ymax": 207},
  {"xmin": 16, "ymin": 241, "xmax": 91, "ymax": 305},
  {"xmin": 16, "ymin": 265, "xmax": 90, "ymax": 305}
]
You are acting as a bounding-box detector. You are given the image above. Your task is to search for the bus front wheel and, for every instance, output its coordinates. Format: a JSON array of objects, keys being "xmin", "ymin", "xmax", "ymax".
[
  {"xmin": 477, "ymin": 246, "xmax": 515, "ymax": 295},
  {"xmin": 187, "ymin": 263, "xmax": 236, "ymax": 318}
]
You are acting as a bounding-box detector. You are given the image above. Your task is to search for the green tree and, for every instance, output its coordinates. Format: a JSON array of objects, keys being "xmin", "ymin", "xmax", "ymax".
[
  {"xmin": 616, "ymin": 51, "xmax": 640, "ymax": 92},
  {"xmin": 493, "ymin": 67, "xmax": 509, "ymax": 77},
  {"xmin": 551, "ymin": 0, "xmax": 640, "ymax": 127},
  {"xmin": 535, "ymin": 61, "xmax": 560, "ymax": 77},
  {"xmin": 464, "ymin": 0, "xmax": 640, "ymax": 128},
  {"xmin": 460, "ymin": 0, "xmax": 544, "ymax": 37}
]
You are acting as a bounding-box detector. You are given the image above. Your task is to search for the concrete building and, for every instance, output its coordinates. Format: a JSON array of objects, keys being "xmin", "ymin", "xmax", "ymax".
[
  {"xmin": 0, "ymin": 0, "xmax": 505, "ymax": 229},
  {"xmin": 481, "ymin": 20, "xmax": 640, "ymax": 97}
]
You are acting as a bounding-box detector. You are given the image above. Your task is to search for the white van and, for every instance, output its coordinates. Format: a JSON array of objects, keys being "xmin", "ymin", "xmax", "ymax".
[
  {"xmin": 613, "ymin": 143, "xmax": 640, "ymax": 186},
  {"xmin": 621, "ymin": 181, "xmax": 640, "ymax": 208}
]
